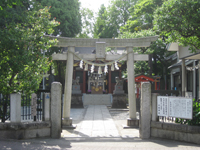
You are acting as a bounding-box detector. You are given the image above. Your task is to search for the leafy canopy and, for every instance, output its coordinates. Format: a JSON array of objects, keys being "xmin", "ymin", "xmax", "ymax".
[
  {"xmin": 0, "ymin": 3, "xmax": 59, "ymax": 95},
  {"xmin": 93, "ymin": 4, "xmax": 110, "ymax": 38},
  {"xmin": 121, "ymin": 0, "xmax": 163, "ymax": 32},
  {"xmin": 38, "ymin": 0, "xmax": 82, "ymax": 37},
  {"xmin": 118, "ymin": 29, "xmax": 173, "ymax": 76},
  {"xmin": 77, "ymin": 7, "xmax": 94, "ymax": 38},
  {"xmin": 154, "ymin": 0, "xmax": 200, "ymax": 52},
  {"xmin": 94, "ymin": 0, "xmax": 135, "ymax": 38},
  {"xmin": 118, "ymin": 30, "xmax": 156, "ymax": 75}
]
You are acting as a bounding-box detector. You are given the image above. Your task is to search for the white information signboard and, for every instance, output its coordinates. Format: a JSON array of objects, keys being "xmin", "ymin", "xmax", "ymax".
[
  {"xmin": 169, "ymin": 97, "xmax": 193, "ymax": 119},
  {"xmin": 157, "ymin": 96, "xmax": 168, "ymax": 117},
  {"xmin": 157, "ymin": 96, "xmax": 193, "ymax": 119}
]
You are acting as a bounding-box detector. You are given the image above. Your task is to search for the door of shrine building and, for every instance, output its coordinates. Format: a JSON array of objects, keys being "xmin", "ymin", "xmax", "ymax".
[{"xmin": 74, "ymin": 66, "xmax": 122, "ymax": 94}]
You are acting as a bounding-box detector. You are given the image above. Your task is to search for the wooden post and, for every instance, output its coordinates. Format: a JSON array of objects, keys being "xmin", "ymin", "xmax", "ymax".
[
  {"xmin": 149, "ymin": 54, "xmax": 152, "ymax": 76},
  {"xmin": 83, "ymin": 71, "xmax": 86, "ymax": 93},
  {"xmin": 182, "ymin": 58, "xmax": 186, "ymax": 97},
  {"xmin": 199, "ymin": 64, "xmax": 200, "ymax": 99},
  {"xmin": 73, "ymin": 70, "xmax": 76, "ymax": 80},
  {"xmin": 119, "ymin": 70, "xmax": 122, "ymax": 79},
  {"xmin": 108, "ymin": 67, "xmax": 112, "ymax": 93},
  {"xmin": 155, "ymin": 81, "xmax": 157, "ymax": 90}
]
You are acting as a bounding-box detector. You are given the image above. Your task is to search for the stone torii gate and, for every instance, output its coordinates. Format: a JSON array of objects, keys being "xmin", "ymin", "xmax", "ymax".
[{"xmin": 48, "ymin": 36, "xmax": 158, "ymax": 127}]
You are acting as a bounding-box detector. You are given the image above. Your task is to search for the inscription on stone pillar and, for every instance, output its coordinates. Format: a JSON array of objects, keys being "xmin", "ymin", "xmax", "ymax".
[
  {"xmin": 31, "ymin": 93, "xmax": 37, "ymax": 117},
  {"xmin": 96, "ymin": 42, "xmax": 106, "ymax": 59}
]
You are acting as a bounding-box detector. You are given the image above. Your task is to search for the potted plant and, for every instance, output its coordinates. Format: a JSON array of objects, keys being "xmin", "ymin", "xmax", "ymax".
[{"xmin": 87, "ymin": 90, "xmax": 91, "ymax": 94}]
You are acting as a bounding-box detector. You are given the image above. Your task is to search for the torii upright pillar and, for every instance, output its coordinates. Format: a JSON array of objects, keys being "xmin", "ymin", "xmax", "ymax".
[
  {"xmin": 126, "ymin": 47, "xmax": 138, "ymax": 127},
  {"xmin": 62, "ymin": 46, "xmax": 75, "ymax": 127}
]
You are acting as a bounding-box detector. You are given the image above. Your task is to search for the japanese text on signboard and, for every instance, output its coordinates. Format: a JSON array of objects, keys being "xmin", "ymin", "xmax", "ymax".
[{"xmin": 157, "ymin": 96, "xmax": 193, "ymax": 119}]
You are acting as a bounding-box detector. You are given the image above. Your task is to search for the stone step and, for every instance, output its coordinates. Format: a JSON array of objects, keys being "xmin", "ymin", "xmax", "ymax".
[{"xmin": 83, "ymin": 94, "xmax": 112, "ymax": 106}]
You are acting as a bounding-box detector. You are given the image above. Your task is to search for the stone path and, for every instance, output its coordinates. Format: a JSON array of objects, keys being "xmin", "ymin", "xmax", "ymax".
[{"xmin": 62, "ymin": 105, "xmax": 119, "ymax": 137}]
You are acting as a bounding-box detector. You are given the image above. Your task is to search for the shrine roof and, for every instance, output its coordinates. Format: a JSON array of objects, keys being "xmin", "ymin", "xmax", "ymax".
[
  {"xmin": 135, "ymin": 74, "xmax": 157, "ymax": 82},
  {"xmin": 168, "ymin": 59, "xmax": 192, "ymax": 69}
]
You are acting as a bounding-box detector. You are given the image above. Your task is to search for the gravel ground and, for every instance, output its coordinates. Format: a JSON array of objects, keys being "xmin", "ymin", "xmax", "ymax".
[
  {"xmin": 109, "ymin": 110, "xmax": 130, "ymax": 120},
  {"xmin": 109, "ymin": 109, "xmax": 140, "ymax": 120}
]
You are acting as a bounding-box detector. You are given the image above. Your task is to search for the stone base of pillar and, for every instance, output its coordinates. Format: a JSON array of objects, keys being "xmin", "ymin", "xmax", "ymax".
[
  {"xmin": 123, "ymin": 118, "xmax": 139, "ymax": 129},
  {"xmin": 112, "ymin": 94, "xmax": 127, "ymax": 108},
  {"xmin": 71, "ymin": 94, "xmax": 83, "ymax": 108},
  {"xmin": 127, "ymin": 118, "xmax": 139, "ymax": 127},
  {"xmin": 136, "ymin": 98, "xmax": 140, "ymax": 112},
  {"xmin": 62, "ymin": 118, "xmax": 76, "ymax": 129}
]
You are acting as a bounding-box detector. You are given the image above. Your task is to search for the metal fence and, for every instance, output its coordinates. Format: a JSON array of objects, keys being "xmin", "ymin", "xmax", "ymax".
[
  {"xmin": 0, "ymin": 90, "xmax": 48, "ymax": 122},
  {"xmin": 21, "ymin": 95, "xmax": 32, "ymax": 121},
  {"xmin": 36, "ymin": 91, "xmax": 44, "ymax": 121},
  {"xmin": 159, "ymin": 116, "xmax": 176, "ymax": 123},
  {"xmin": 0, "ymin": 94, "xmax": 10, "ymax": 123}
]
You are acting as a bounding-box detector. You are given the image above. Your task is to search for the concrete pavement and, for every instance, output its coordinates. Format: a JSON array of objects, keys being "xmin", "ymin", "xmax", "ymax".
[
  {"xmin": 62, "ymin": 105, "xmax": 120, "ymax": 137},
  {"xmin": 1, "ymin": 134, "xmax": 200, "ymax": 150}
]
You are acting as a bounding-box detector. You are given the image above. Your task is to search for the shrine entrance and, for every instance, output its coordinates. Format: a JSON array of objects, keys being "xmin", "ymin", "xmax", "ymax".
[
  {"xmin": 48, "ymin": 36, "xmax": 158, "ymax": 127},
  {"xmin": 88, "ymin": 72, "xmax": 106, "ymax": 94},
  {"xmin": 73, "ymin": 65, "xmax": 122, "ymax": 95}
]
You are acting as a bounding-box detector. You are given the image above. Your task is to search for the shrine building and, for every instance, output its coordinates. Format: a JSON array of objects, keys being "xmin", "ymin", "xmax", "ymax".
[{"xmin": 70, "ymin": 47, "xmax": 124, "ymax": 94}]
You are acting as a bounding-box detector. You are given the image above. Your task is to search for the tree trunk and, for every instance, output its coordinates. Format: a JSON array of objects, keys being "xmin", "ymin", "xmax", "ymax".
[
  {"xmin": 149, "ymin": 54, "xmax": 153, "ymax": 76},
  {"xmin": 153, "ymin": 54, "xmax": 157, "ymax": 75}
]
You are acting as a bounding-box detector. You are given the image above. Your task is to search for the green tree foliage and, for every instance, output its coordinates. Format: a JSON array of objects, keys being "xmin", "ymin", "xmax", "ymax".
[
  {"xmin": 77, "ymin": 7, "xmax": 94, "ymax": 38},
  {"xmin": 0, "ymin": 0, "xmax": 22, "ymax": 10},
  {"xmin": 0, "ymin": 2, "xmax": 59, "ymax": 95},
  {"xmin": 154, "ymin": 0, "xmax": 200, "ymax": 52},
  {"xmin": 37, "ymin": 0, "xmax": 82, "ymax": 90},
  {"xmin": 118, "ymin": 30, "xmax": 174, "ymax": 76},
  {"xmin": 93, "ymin": 4, "xmax": 110, "ymax": 38},
  {"xmin": 118, "ymin": 30, "xmax": 155, "ymax": 75},
  {"xmin": 94, "ymin": 0, "xmax": 135, "ymax": 38},
  {"xmin": 38, "ymin": 0, "xmax": 82, "ymax": 37},
  {"xmin": 119, "ymin": 0, "xmax": 175, "ymax": 87},
  {"xmin": 121, "ymin": 0, "xmax": 163, "ymax": 32}
]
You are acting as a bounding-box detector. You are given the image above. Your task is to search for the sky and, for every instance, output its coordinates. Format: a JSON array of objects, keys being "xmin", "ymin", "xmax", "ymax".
[{"xmin": 79, "ymin": 0, "xmax": 110, "ymax": 14}]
